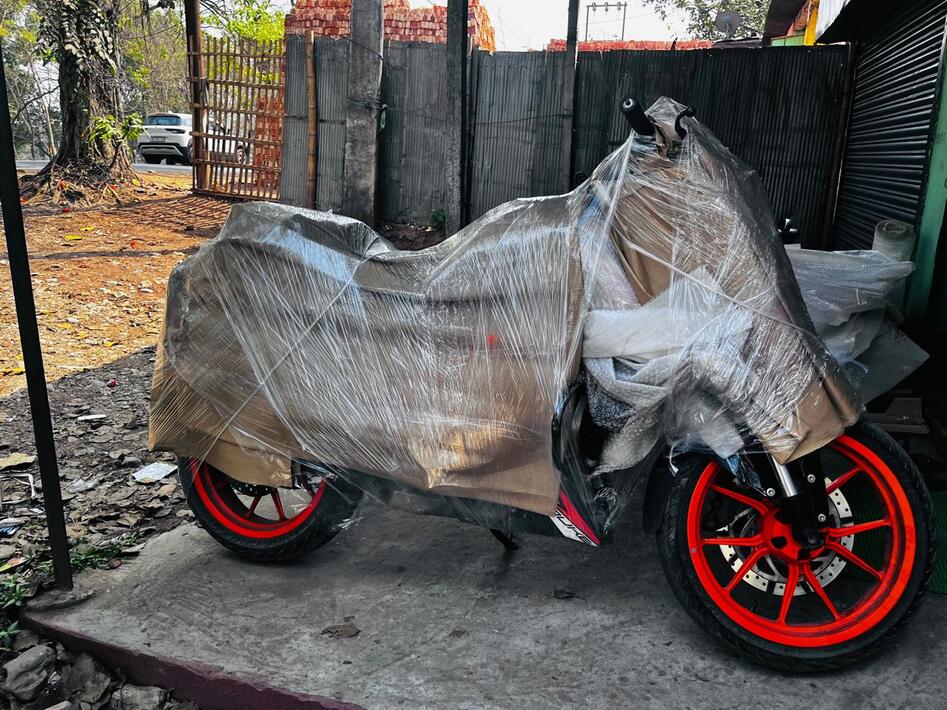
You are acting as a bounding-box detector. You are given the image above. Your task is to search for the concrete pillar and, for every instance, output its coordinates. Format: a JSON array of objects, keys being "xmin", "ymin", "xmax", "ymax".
[
  {"xmin": 342, "ymin": 0, "xmax": 384, "ymax": 225},
  {"xmin": 445, "ymin": 0, "xmax": 468, "ymax": 236}
]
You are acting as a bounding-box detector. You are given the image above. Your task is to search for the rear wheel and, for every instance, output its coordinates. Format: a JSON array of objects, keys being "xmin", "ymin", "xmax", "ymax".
[
  {"xmin": 143, "ymin": 155, "xmax": 161, "ymax": 165},
  {"xmin": 657, "ymin": 420, "xmax": 934, "ymax": 671},
  {"xmin": 179, "ymin": 459, "xmax": 361, "ymax": 562}
]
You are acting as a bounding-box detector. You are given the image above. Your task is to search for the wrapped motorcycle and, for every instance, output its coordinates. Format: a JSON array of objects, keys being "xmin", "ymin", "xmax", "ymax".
[{"xmin": 149, "ymin": 97, "xmax": 934, "ymax": 671}]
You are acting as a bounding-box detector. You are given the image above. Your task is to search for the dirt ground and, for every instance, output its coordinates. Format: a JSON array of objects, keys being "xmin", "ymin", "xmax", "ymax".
[
  {"xmin": 0, "ymin": 178, "xmax": 447, "ymax": 563},
  {"xmin": 0, "ymin": 174, "xmax": 232, "ymax": 397}
]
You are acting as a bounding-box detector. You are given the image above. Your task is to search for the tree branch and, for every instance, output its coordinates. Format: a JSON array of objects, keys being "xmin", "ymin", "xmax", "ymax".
[{"xmin": 11, "ymin": 85, "xmax": 59, "ymax": 127}]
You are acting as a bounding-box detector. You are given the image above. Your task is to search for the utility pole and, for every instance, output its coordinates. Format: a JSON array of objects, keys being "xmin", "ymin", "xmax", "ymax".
[
  {"xmin": 585, "ymin": 2, "xmax": 629, "ymax": 42},
  {"xmin": 445, "ymin": 0, "xmax": 468, "ymax": 236},
  {"xmin": 561, "ymin": 0, "xmax": 580, "ymax": 192},
  {"xmin": 0, "ymin": 45, "xmax": 72, "ymax": 590},
  {"xmin": 342, "ymin": 0, "xmax": 384, "ymax": 225},
  {"xmin": 183, "ymin": 0, "xmax": 207, "ymax": 190}
]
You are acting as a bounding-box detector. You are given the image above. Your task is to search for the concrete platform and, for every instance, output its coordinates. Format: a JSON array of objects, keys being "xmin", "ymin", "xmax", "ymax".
[{"xmin": 23, "ymin": 505, "xmax": 947, "ymax": 709}]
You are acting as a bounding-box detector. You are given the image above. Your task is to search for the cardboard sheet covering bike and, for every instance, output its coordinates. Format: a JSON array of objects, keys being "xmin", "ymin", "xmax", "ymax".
[{"xmin": 149, "ymin": 98, "xmax": 861, "ymax": 526}]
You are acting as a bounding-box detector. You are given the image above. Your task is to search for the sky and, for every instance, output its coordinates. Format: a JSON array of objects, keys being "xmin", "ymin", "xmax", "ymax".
[
  {"xmin": 473, "ymin": 1, "xmax": 690, "ymax": 50},
  {"xmin": 274, "ymin": 1, "xmax": 691, "ymax": 51}
]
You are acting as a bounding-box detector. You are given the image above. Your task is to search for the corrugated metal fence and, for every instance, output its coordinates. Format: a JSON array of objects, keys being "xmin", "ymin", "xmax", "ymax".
[
  {"xmin": 294, "ymin": 40, "xmax": 852, "ymax": 243},
  {"xmin": 280, "ymin": 33, "xmax": 316, "ymax": 207},
  {"xmin": 379, "ymin": 42, "xmax": 449, "ymax": 224},
  {"xmin": 314, "ymin": 38, "xmax": 348, "ymax": 212},
  {"xmin": 468, "ymin": 50, "xmax": 569, "ymax": 219},
  {"xmin": 574, "ymin": 46, "xmax": 853, "ymax": 243}
]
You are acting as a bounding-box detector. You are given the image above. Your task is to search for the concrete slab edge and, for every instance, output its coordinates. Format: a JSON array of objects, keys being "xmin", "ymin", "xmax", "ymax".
[{"xmin": 21, "ymin": 614, "xmax": 364, "ymax": 710}]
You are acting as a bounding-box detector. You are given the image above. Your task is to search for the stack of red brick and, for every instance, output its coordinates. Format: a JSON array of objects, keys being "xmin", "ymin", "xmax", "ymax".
[
  {"xmin": 546, "ymin": 38, "xmax": 713, "ymax": 52},
  {"xmin": 286, "ymin": 0, "xmax": 496, "ymax": 51},
  {"xmin": 253, "ymin": 92, "xmax": 284, "ymax": 189}
]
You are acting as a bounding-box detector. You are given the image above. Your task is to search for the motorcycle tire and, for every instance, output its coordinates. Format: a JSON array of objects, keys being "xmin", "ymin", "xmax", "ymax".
[
  {"xmin": 178, "ymin": 458, "xmax": 362, "ymax": 562},
  {"xmin": 656, "ymin": 419, "xmax": 934, "ymax": 672}
]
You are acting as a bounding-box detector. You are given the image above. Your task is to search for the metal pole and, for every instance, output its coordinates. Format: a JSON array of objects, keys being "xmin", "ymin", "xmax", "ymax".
[
  {"xmin": 621, "ymin": 2, "xmax": 627, "ymax": 41},
  {"xmin": 585, "ymin": 3, "xmax": 592, "ymax": 41},
  {"xmin": 561, "ymin": 0, "xmax": 580, "ymax": 192},
  {"xmin": 0, "ymin": 45, "xmax": 73, "ymax": 589}
]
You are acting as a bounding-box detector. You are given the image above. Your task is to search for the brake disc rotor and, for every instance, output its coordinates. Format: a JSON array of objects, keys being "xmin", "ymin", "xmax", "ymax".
[{"xmin": 718, "ymin": 479, "xmax": 855, "ymax": 594}]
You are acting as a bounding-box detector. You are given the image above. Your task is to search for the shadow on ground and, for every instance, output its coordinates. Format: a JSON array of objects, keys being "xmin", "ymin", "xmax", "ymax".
[{"xmin": 23, "ymin": 497, "xmax": 947, "ymax": 710}]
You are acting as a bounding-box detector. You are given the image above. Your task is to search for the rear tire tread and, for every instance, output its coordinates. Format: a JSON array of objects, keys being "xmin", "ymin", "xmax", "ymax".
[{"xmin": 179, "ymin": 460, "xmax": 361, "ymax": 563}]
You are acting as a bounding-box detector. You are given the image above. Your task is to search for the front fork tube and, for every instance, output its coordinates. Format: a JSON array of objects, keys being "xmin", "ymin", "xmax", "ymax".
[{"xmin": 770, "ymin": 454, "xmax": 831, "ymax": 552}]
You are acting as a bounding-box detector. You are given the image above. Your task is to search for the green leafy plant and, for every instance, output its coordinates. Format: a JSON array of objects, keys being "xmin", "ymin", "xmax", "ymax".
[
  {"xmin": 87, "ymin": 112, "xmax": 145, "ymax": 146},
  {"xmin": 0, "ymin": 620, "xmax": 19, "ymax": 649},
  {"xmin": 204, "ymin": 0, "xmax": 284, "ymax": 42},
  {"xmin": 0, "ymin": 574, "xmax": 27, "ymax": 611},
  {"xmin": 640, "ymin": 0, "xmax": 767, "ymax": 39},
  {"xmin": 0, "ymin": 574, "xmax": 27, "ymax": 649}
]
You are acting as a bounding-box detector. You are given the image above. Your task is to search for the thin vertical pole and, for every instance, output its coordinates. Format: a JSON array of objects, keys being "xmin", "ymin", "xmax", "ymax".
[
  {"xmin": 561, "ymin": 0, "xmax": 580, "ymax": 192},
  {"xmin": 0, "ymin": 46, "xmax": 72, "ymax": 590},
  {"xmin": 184, "ymin": 0, "xmax": 207, "ymax": 191},
  {"xmin": 622, "ymin": 2, "xmax": 627, "ymax": 41},
  {"xmin": 445, "ymin": 0, "xmax": 469, "ymax": 235}
]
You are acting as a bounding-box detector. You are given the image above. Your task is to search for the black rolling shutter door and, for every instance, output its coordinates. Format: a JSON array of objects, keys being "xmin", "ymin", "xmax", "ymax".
[{"xmin": 834, "ymin": 0, "xmax": 947, "ymax": 249}]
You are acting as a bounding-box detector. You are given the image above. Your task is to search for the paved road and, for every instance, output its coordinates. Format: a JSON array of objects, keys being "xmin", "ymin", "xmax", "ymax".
[{"xmin": 16, "ymin": 160, "xmax": 192, "ymax": 175}]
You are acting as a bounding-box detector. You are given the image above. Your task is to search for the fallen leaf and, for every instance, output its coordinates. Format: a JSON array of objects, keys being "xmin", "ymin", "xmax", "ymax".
[
  {"xmin": 0, "ymin": 557, "xmax": 27, "ymax": 572},
  {"xmin": 0, "ymin": 453, "xmax": 36, "ymax": 471}
]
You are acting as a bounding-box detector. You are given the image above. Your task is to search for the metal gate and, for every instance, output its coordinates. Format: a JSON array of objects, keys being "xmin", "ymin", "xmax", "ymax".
[
  {"xmin": 833, "ymin": 0, "xmax": 947, "ymax": 249},
  {"xmin": 189, "ymin": 36, "xmax": 285, "ymax": 200}
]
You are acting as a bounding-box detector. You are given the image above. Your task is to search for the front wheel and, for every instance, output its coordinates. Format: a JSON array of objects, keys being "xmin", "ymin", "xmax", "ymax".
[
  {"xmin": 179, "ymin": 459, "xmax": 362, "ymax": 562},
  {"xmin": 657, "ymin": 420, "xmax": 934, "ymax": 671}
]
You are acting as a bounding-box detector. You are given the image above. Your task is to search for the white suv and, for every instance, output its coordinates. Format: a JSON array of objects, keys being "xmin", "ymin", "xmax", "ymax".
[{"xmin": 137, "ymin": 113, "xmax": 193, "ymax": 165}]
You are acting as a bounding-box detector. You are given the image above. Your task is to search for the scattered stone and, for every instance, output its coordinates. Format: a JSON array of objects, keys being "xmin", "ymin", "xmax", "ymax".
[
  {"xmin": 321, "ymin": 622, "xmax": 361, "ymax": 639},
  {"xmin": 0, "ymin": 542, "xmax": 17, "ymax": 558},
  {"xmin": 10, "ymin": 628, "xmax": 41, "ymax": 651},
  {"xmin": 0, "ymin": 644, "xmax": 55, "ymax": 701},
  {"xmin": 64, "ymin": 653, "xmax": 112, "ymax": 704},
  {"xmin": 108, "ymin": 684, "xmax": 167, "ymax": 710}
]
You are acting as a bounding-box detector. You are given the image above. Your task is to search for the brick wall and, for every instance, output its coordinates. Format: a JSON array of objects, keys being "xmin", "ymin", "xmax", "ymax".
[
  {"xmin": 546, "ymin": 38, "xmax": 713, "ymax": 52},
  {"xmin": 286, "ymin": 0, "xmax": 496, "ymax": 51}
]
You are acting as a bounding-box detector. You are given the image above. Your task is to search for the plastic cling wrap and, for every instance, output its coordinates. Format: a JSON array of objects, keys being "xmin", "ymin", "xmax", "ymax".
[{"xmin": 150, "ymin": 98, "xmax": 861, "ymax": 529}]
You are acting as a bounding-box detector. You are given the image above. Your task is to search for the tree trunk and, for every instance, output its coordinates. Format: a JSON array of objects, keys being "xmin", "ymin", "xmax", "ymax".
[{"xmin": 42, "ymin": 0, "xmax": 132, "ymax": 179}]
